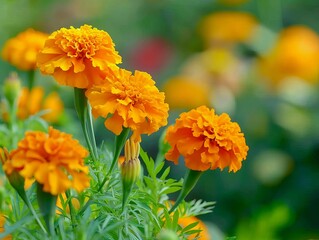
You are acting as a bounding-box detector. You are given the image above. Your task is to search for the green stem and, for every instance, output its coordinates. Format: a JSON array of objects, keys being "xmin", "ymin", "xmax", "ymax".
[
  {"xmin": 98, "ymin": 128, "xmax": 130, "ymax": 192},
  {"xmin": 65, "ymin": 190, "xmax": 77, "ymax": 229},
  {"xmin": 8, "ymin": 99, "xmax": 18, "ymax": 149},
  {"xmin": 28, "ymin": 70, "xmax": 35, "ymax": 90},
  {"xmin": 74, "ymin": 88, "xmax": 98, "ymax": 161},
  {"xmin": 13, "ymin": 180, "xmax": 48, "ymax": 235},
  {"xmin": 169, "ymin": 169, "xmax": 203, "ymax": 214},
  {"xmin": 25, "ymin": 196, "xmax": 48, "ymax": 235},
  {"xmin": 36, "ymin": 183, "xmax": 57, "ymax": 236}
]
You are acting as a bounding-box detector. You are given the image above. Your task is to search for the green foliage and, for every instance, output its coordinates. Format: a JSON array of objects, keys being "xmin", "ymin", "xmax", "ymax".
[{"xmin": 235, "ymin": 203, "xmax": 292, "ymax": 240}]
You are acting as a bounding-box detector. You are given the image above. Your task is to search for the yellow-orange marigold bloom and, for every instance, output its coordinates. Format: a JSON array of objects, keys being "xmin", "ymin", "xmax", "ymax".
[
  {"xmin": 165, "ymin": 105, "xmax": 248, "ymax": 172},
  {"xmin": 163, "ymin": 76, "xmax": 210, "ymax": 110},
  {"xmin": 86, "ymin": 68, "xmax": 169, "ymax": 142},
  {"xmin": 259, "ymin": 26, "xmax": 319, "ymax": 85},
  {"xmin": 16, "ymin": 87, "xmax": 63, "ymax": 123},
  {"xmin": 37, "ymin": 24, "xmax": 122, "ymax": 89},
  {"xmin": 199, "ymin": 11, "xmax": 257, "ymax": 46},
  {"xmin": 6, "ymin": 127, "xmax": 90, "ymax": 195},
  {"xmin": 178, "ymin": 215, "xmax": 211, "ymax": 240},
  {"xmin": 42, "ymin": 92, "xmax": 64, "ymax": 122},
  {"xmin": 1, "ymin": 28, "xmax": 48, "ymax": 70}
]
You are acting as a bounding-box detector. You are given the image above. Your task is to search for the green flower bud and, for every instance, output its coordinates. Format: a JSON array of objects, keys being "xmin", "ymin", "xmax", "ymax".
[
  {"xmin": 120, "ymin": 138, "xmax": 141, "ymax": 209},
  {"xmin": 3, "ymin": 72, "xmax": 21, "ymax": 108}
]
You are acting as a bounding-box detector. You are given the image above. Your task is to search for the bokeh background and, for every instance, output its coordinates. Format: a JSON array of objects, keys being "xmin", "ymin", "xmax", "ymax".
[{"xmin": 1, "ymin": 0, "xmax": 319, "ymax": 239}]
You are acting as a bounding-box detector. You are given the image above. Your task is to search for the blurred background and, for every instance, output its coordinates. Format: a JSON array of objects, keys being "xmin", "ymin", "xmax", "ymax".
[{"xmin": 1, "ymin": 0, "xmax": 319, "ymax": 239}]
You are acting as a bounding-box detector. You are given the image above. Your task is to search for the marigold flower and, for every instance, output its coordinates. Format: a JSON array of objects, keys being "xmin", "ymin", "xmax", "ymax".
[
  {"xmin": 178, "ymin": 215, "xmax": 211, "ymax": 240},
  {"xmin": 259, "ymin": 26, "xmax": 319, "ymax": 85},
  {"xmin": 41, "ymin": 92, "xmax": 64, "ymax": 122},
  {"xmin": 199, "ymin": 11, "xmax": 257, "ymax": 46},
  {"xmin": 16, "ymin": 86, "xmax": 63, "ymax": 123},
  {"xmin": 1, "ymin": 29, "xmax": 48, "ymax": 71},
  {"xmin": 86, "ymin": 68, "xmax": 169, "ymax": 142},
  {"xmin": 163, "ymin": 76, "xmax": 210, "ymax": 110},
  {"xmin": 37, "ymin": 24, "xmax": 122, "ymax": 89},
  {"xmin": 165, "ymin": 106, "xmax": 248, "ymax": 172},
  {"xmin": 6, "ymin": 127, "xmax": 90, "ymax": 195}
]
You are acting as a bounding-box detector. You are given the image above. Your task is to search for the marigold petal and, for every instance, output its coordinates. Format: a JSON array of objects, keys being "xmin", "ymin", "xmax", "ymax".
[{"xmin": 105, "ymin": 112, "xmax": 124, "ymax": 135}]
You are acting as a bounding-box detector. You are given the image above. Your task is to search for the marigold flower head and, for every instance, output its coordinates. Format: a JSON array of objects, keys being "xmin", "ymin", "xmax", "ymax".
[
  {"xmin": 259, "ymin": 25, "xmax": 319, "ymax": 85},
  {"xmin": 37, "ymin": 24, "xmax": 122, "ymax": 89},
  {"xmin": 14, "ymin": 86, "xmax": 64, "ymax": 123},
  {"xmin": 178, "ymin": 215, "xmax": 211, "ymax": 240},
  {"xmin": 163, "ymin": 76, "xmax": 210, "ymax": 110},
  {"xmin": 86, "ymin": 68, "xmax": 169, "ymax": 142},
  {"xmin": 6, "ymin": 127, "xmax": 90, "ymax": 195},
  {"xmin": 199, "ymin": 11, "xmax": 257, "ymax": 47},
  {"xmin": 165, "ymin": 105, "xmax": 248, "ymax": 172},
  {"xmin": 2, "ymin": 28, "xmax": 48, "ymax": 70}
]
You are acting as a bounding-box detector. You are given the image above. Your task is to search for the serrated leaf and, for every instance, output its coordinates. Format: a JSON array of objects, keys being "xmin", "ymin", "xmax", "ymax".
[
  {"xmin": 160, "ymin": 186, "xmax": 181, "ymax": 195},
  {"xmin": 154, "ymin": 161, "xmax": 165, "ymax": 176}
]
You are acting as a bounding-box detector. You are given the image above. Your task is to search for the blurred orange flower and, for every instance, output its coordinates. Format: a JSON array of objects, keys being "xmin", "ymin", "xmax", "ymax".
[
  {"xmin": 0, "ymin": 214, "xmax": 12, "ymax": 240},
  {"xmin": 199, "ymin": 11, "xmax": 257, "ymax": 47},
  {"xmin": 1, "ymin": 29, "xmax": 48, "ymax": 71},
  {"xmin": 37, "ymin": 24, "xmax": 122, "ymax": 89},
  {"xmin": 165, "ymin": 105, "xmax": 248, "ymax": 172},
  {"xmin": 5, "ymin": 127, "xmax": 90, "ymax": 195},
  {"xmin": 86, "ymin": 68, "xmax": 169, "ymax": 142},
  {"xmin": 163, "ymin": 76, "xmax": 210, "ymax": 109},
  {"xmin": 259, "ymin": 26, "xmax": 319, "ymax": 85},
  {"xmin": 17, "ymin": 87, "xmax": 63, "ymax": 123},
  {"xmin": 178, "ymin": 215, "xmax": 211, "ymax": 240}
]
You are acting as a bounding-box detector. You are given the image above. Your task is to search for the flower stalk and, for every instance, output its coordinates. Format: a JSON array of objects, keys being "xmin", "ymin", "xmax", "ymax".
[
  {"xmin": 37, "ymin": 183, "xmax": 57, "ymax": 236},
  {"xmin": 27, "ymin": 69, "xmax": 35, "ymax": 90},
  {"xmin": 74, "ymin": 88, "xmax": 98, "ymax": 161},
  {"xmin": 169, "ymin": 169, "xmax": 203, "ymax": 214},
  {"xmin": 98, "ymin": 128, "xmax": 130, "ymax": 192}
]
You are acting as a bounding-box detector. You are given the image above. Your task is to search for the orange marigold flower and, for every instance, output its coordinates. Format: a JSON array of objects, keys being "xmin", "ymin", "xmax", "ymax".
[
  {"xmin": 42, "ymin": 92, "xmax": 64, "ymax": 122},
  {"xmin": 86, "ymin": 68, "xmax": 169, "ymax": 142},
  {"xmin": 165, "ymin": 105, "xmax": 248, "ymax": 172},
  {"xmin": 163, "ymin": 76, "xmax": 210, "ymax": 110},
  {"xmin": 259, "ymin": 25, "xmax": 319, "ymax": 85},
  {"xmin": 37, "ymin": 24, "xmax": 122, "ymax": 89},
  {"xmin": 178, "ymin": 215, "xmax": 211, "ymax": 240},
  {"xmin": 1, "ymin": 28, "xmax": 48, "ymax": 70},
  {"xmin": 6, "ymin": 127, "xmax": 90, "ymax": 195},
  {"xmin": 199, "ymin": 11, "xmax": 257, "ymax": 46},
  {"xmin": 16, "ymin": 86, "xmax": 64, "ymax": 123}
]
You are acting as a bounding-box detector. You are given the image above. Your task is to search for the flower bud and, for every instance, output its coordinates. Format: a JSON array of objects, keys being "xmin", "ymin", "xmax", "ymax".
[
  {"xmin": 120, "ymin": 138, "xmax": 141, "ymax": 209},
  {"xmin": 3, "ymin": 73, "xmax": 21, "ymax": 107},
  {"xmin": 121, "ymin": 138, "xmax": 141, "ymax": 183},
  {"xmin": 0, "ymin": 148, "xmax": 26, "ymax": 202}
]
